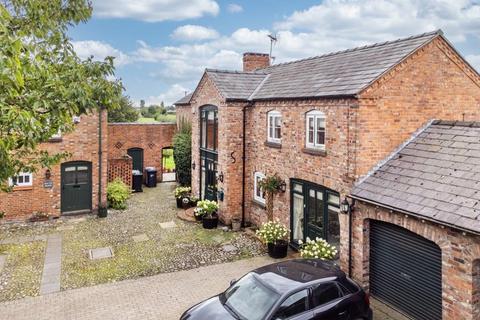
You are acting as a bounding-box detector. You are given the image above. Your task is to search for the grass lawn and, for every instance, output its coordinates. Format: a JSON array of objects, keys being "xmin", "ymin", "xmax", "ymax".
[
  {"xmin": 163, "ymin": 148, "xmax": 175, "ymax": 170},
  {"xmin": 0, "ymin": 242, "xmax": 46, "ymax": 302},
  {"xmin": 137, "ymin": 114, "xmax": 176, "ymax": 124},
  {"xmin": 136, "ymin": 117, "xmax": 159, "ymax": 123}
]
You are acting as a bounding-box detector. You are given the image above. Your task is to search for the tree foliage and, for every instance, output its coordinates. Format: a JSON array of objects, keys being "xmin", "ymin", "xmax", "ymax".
[
  {"xmin": 173, "ymin": 120, "xmax": 192, "ymax": 186},
  {"xmin": 108, "ymin": 95, "xmax": 138, "ymax": 123},
  {"xmin": 0, "ymin": 0, "xmax": 123, "ymax": 189}
]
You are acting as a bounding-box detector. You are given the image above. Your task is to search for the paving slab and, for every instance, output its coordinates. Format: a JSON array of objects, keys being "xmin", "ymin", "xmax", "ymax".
[
  {"xmin": 89, "ymin": 247, "xmax": 114, "ymax": 260},
  {"xmin": 222, "ymin": 244, "xmax": 237, "ymax": 253},
  {"xmin": 39, "ymin": 234, "xmax": 62, "ymax": 295},
  {"xmin": 0, "ymin": 255, "xmax": 6, "ymax": 273},
  {"xmin": 132, "ymin": 234, "xmax": 149, "ymax": 243},
  {"xmin": 159, "ymin": 221, "xmax": 176, "ymax": 229}
]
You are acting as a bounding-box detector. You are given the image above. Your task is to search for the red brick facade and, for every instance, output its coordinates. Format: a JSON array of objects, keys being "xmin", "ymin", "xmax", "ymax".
[
  {"xmin": 107, "ymin": 123, "xmax": 176, "ymax": 182},
  {"xmin": 107, "ymin": 156, "xmax": 133, "ymax": 186},
  {"xmin": 188, "ymin": 35, "xmax": 480, "ymax": 318},
  {"xmin": 176, "ymin": 104, "xmax": 192, "ymax": 129},
  {"xmin": 0, "ymin": 110, "xmax": 108, "ymax": 221}
]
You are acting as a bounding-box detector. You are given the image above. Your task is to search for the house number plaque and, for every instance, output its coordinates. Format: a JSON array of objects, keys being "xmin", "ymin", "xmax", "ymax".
[{"xmin": 43, "ymin": 180, "xmax": 53, "ymax": 189}]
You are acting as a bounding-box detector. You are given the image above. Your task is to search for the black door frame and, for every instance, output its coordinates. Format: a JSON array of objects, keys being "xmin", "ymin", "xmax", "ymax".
[
  {"xmin": 127, "ymin": 147, "xmax": 144, "ymax": 172},
  {"xmin": 289, "ymin": 179, "xmax": 340, "ymax": 249},
  {"xmin": 61, "ymin": 161, "xmax": 92, "ymax": 213},
  {"xmin": 199, "ymin": 104, "xmax": 218, "ymax": 201}
]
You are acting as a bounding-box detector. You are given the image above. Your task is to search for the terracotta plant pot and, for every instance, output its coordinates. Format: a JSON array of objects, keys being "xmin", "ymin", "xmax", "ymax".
[
  {"xmin": 267, "ymin": 240, "xmax": 288, "ymax": 259},
  {"xmin": 231, "ymin": 219, "xmax": 241, "ymax": 231},
  {"xmin": 202, "ymin": 213, "xmax": 219, "ymax": 229}
]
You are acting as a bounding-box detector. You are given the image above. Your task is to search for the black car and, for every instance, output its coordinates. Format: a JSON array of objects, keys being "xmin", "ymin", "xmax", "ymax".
[{"xmin": 180, "ymin": 259, "xmax": 372, "ymax": 320}]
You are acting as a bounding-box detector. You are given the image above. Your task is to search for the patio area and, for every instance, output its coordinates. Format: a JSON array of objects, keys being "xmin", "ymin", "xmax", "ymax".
[{"xmin": 0, "ymin": 182, "xmax": 265, "ymax": 302}]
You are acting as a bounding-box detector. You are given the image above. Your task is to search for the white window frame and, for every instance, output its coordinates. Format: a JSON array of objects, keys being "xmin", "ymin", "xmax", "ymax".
[
  {"xmin": 267, "ymin": 111, "xmax": 282, "ymax": 143},
  {"xmin": 254, "ymin": 172, "xmax": 266, "ymax": 204},
  {"xmin": 306, "ymin": 110, "xmax": 326, "ymax": 150},
  {"xmin": 9, "ymin": 172, "xmax": 33, "ymax": 187}
]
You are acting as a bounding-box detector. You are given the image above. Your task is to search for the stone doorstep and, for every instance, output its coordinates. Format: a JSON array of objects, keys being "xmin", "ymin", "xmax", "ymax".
[{"xmin": 89, "ymin": 247, "xmax": 114, "ymax": 260}]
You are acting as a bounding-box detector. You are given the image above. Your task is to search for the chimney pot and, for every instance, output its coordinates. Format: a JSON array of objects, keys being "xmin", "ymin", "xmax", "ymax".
[{"xmin": 243, "ymin": 52, "xmax": 270, "ymax": 72}]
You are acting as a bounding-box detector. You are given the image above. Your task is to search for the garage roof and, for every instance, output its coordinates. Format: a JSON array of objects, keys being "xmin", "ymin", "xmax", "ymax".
[
  {"xmin": 351, "ymin": 121, "xmax": 480, "ymax": 234},
  {"xmin": 174, "ymin": 92, "xmax": 193, "ymax": 105}
]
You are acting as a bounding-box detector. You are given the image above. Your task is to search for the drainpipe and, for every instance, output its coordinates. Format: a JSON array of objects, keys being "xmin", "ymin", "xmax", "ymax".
[
  {"xmin": 98, "ymin": 107, "xmax": 104, "ymax": 211},
  {"xmin": 241, "ymin": 102, "xmax": 252, "ymax": 227},
  {"xmin": 348, "ymin": 197, "xmax": 355, "ymax": 278}
]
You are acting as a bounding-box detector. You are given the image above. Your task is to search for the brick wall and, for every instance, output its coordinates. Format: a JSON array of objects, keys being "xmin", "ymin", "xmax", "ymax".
[
  {"xmin": 175, "ymin": 104, "xmax": 192, "ymax": 129},
  {"xmin": 107, "ymin": 123, "xmax": 176, "ymax": 180},
  {"xmin": 0, "ymin": 110, "xmax": 108, "ymax": 221},
  {"xmin": 243, "ymin": 53, "xmax": 270, "ymax": 72},
  {"xmin": 351, "ymin": 201, "xmax": 480, "ymax": 319},
  {"xmin": 108, "ymin": 156, "xmax": 133, "ymax": 186},
  {"xmin": 356, "ymin": 36, "xmax": 480, "ymax": 178}
]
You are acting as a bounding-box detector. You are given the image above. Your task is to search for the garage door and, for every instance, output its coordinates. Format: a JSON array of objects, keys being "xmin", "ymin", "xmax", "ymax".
[{"xmin": 370, "ymin": 221, "xmax": 442, "ymax": 320}]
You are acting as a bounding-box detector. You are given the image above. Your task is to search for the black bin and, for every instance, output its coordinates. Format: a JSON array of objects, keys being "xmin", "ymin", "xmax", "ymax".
[
  {"xmin": 145, "ymin": 167, "xmax": 157, "ymax": 188},
  {"xmin": 132, "ymin": 170, "xmax": 143, "ymax": 192}
]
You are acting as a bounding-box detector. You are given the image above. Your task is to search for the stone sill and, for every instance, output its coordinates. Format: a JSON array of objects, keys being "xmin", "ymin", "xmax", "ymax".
[
  {"xmin": 264, "ymin": 141, "xmax": 281, "ymax": 149},
  {"xmin": 252, "ymin": 199, "xmax": 266, "ymax": 209},
  {"xmin": 302, "ymin": 148, "xmax": 327, "ymax": 157},
  {"xmin": 11, "ymin": 186, "xmax": 33, "ymax": 192}
]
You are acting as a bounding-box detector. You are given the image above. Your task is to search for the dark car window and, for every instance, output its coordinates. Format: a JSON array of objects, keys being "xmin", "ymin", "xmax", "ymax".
[
  {"xmin": 311, "ymin": 282, "xmax": 342, "ymax": 307},
  {"xmin": 272, "ymin": 289, "xmax": 309, "ymax": 319}
]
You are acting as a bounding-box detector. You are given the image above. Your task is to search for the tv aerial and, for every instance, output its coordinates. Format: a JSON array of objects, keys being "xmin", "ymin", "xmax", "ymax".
[{"xmin": 268, "ymin": 33, "xmax": 277, "ymax": 64}]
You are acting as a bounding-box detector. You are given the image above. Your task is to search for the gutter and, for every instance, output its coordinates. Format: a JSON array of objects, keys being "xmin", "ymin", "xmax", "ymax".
[{"xmin": 98, "ymin": 107, "xmax": 104, "ymax": 211}]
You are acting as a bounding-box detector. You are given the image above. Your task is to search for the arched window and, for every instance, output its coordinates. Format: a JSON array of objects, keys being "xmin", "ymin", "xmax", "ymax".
[
  {"xmin": 267, "ymin": 110, "xmax": 282, "ymax": 143},
  {"xmin": 305, "ymin": 110, "xmax": 326, "ymax": 150}
]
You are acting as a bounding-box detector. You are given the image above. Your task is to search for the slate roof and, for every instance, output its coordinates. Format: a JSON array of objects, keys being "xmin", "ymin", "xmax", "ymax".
[
  {"xmin": 174, "ymin": 92, "xmax": 193, "ymax": 105},
  {"xmin": 351, "ymin": 121, "xmax": 480, "ymax": 234},
  {"xmin": 201, "ymin": 30, "xmax": 442, "ymax": 101}
]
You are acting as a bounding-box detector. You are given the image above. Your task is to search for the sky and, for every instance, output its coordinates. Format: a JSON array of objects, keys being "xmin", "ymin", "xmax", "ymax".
[{"xmin": 68, "ymin": 0, "xmax": 480, "ymax": 106}]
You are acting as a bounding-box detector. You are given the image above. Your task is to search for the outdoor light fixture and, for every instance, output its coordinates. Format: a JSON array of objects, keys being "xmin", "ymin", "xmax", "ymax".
[
  {"xmin": 279, "ymin": 180, "xmax": 287, "ymax": 193},
  {"xmin": 45, "ymin": 169, "xmax": 51, "ymax": 180},
  {"xmin": 217, "ymin": 171, "xmax": 224, "ymax": 183},
  {"xmin": 192, "ymin": 161, "xmax": 196, "ymax": 170},
  {"xmin": 341, "ymin": 197, "xmax": 351, "ymax": 214}
]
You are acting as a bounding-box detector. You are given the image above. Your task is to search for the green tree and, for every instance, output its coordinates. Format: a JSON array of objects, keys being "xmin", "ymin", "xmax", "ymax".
[
  {"xmin": 0, "ymin": 0, "xmax": 123, "ymax": 190},
  {"xmin": 108, "ymin": 95, "xmax": 139, "ymax": 123}
]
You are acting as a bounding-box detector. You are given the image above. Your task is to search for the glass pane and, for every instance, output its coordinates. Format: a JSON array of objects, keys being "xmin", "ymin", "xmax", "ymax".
[
  {"xmin": 275, "ymin": 116, "xmax": 281, "ymax": 127},
  {"xmin": 327, "ymin": 206, "xmax": 341, "ymax": 251},
  {"xmin": 274, "ymin": 289, "xmax": 309, "ymax": 319},
  {"xmin": 214, "ymin": 113, "xmax": 218, "ymax": 151},
  {"xmin": 206, "ymin": 111, "xmax": 215, "ymax": 150},
  {"xmin": 328, "ymin": 193, "xmax": 340, "ymax": 205},
  {"xmin": 293, "ymin": 183, "xmax": 303, "ymax": 193},
  {"xmin": 315, "ymin": 191, "xmax": 324, "ymax": 229},
  {"xmin": 64, "ymin": 172, "xmax": 76, "ymax": 185},
  {"xmin": 275, "ymin": 127, "xmax": 281, "ymax": 139},
  {"xmin": 18, "ymin": 176, "xmax": 24, "ymax": 184},
  {"xmin": 292, "ymin": 193, "xmax": 304, "ymax": 242},
  {"xmin": 77, "ymin": 166, "xmax": 88, "ymax": 171},
  {"xmin": 312, "ymin": 283, "xmax": 341, "ymax": 307},
  {"xmin": 24, "ymin": 175, "xmax": 30, "ymax": 183},
  {"xmin": 308, "ymin": 190, "xmax": 316, "ymax": 226},
  {"xmin": 65, "ymin": 166, "xmax": 76, "ymax": 172},
  {"xmin": 77, "ymin": 171, "xmax": 89, "ymax": 184}
]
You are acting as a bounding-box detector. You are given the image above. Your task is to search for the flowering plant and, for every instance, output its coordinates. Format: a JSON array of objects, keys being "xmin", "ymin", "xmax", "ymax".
[
  {"xmin": 256, "ymin": 220, "xmax": 289, "ymax": 244},
  {"xmin": 196, "ymin": 199, "xmax": 219, "ymax": 218},
  {"xmin": 299, "ymin": 237, "xmax": 337, "ymax": 260},
  {"xmin": 194, "ymin": 207, "xmax": 204, "ymax": 217},
  {"xmin": 174, "ymin": 186, "xmax": 191, "ymax": 199}
]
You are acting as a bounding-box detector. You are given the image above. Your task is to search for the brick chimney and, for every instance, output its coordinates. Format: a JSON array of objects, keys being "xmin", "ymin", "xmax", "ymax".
[{"xmin": 243, "ymin": 53, "xmax": 270, "ymax": 72}]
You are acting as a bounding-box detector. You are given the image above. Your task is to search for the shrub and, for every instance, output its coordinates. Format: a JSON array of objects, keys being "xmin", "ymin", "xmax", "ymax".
[
  {"xmin": 0, "ymin": 211, "xmax": 5, "ymax": 219},
  {"xmin": 299, "ymin": 237, "xmax": 337, "ymax": 260},
  {"xmin": 173, "ymin": 121, "xmax": 192, "ymax": 186},
  {"xmin": 107, "ymin": 179, "xmax": 131, "ymax": 210},
  {"xmin": 256, "ymin": 220, "xmax": 289, "ymax": 244}
]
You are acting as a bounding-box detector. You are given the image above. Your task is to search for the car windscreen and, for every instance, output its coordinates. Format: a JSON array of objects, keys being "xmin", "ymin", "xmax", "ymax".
[{"xmin": 223, "ymin": 273, "xmax": 280, "ymax": 320}]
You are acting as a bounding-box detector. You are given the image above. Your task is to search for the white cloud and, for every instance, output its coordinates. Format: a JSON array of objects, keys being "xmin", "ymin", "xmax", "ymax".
[
  {"xmin": 466, "ymin": 54, "xmax": 480, "ymax": 72},
  {"xmin": 93, "ymin": 0, "xmax": 219, "ymax": 22},
  {"xmin": 144, "ymin": 84, "xmax": 190, "ymax": 106},
  {"xmin": 171, "ymin": 25, "xmax": 219, "ymax": 41},
  {"xmin": 72, "ymin": 40, "xmax": 130, "ymax": 67},
  {"xmin": 227, "ymin": 3, "xmax": 243, "ymax": 13}
]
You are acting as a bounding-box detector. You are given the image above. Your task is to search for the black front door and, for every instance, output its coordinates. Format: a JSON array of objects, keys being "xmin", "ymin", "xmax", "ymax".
[
  {"xmin": 61, "ymin": 161, "xmax": 92, "ymax": 213},
  {"xmin": 200, "ymin": 151, "xmax": 217, "ymax": 200},
  {"xmin": 127, "ymin": 147, "xmax": 144, "ymax": 172},
  {"xmin": 290, "ymin": 180, "xmax": 341, "ymax": 248}
]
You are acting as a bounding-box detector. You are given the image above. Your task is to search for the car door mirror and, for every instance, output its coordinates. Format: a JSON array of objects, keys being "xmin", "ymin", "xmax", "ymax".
[{"xmin": 230, "ymin": 279, "xmax": 237, "ymax": 286}]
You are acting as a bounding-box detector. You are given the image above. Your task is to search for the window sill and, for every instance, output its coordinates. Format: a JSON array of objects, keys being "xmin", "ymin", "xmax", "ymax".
[
  {"xmin": 302, "ymin": 148, "xmax": 327, "ymax": 157},
  {"xmin": 12, "ymin": 186, "xmax": 33, "ymax": 191},
  {"xmin": 252, "ymin": 199, "xmax": 266, "ymax": 209},
  {"xmin": 264, "ymin": 141, "xmax": 281, "ymax": 149}
]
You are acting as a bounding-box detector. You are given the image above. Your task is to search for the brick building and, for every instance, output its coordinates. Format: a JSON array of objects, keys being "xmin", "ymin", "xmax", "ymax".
[
  {"xmin": 0, "ymin": 110, "xmax": 108, "ymax": 220},
  {"xmin": 180, "ymin": 30, "xmax": 480, "ymax": 318},
  {"xmin": 174, "ymin": 92, "xmax": 193, "ymax": 128}
]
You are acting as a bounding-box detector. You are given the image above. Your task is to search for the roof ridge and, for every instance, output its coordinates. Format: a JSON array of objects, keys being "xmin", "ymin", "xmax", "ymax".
[
  {"xmin": 432, "ymin": 120, "xmax": 480, "ymax": 128},
  {"xmin": 206, "ymin": 68, "xmax": 267, "ymax": 75},
  {"xmin": 261, "ymin": 30, "xmax": 442, "ymax": 70}
]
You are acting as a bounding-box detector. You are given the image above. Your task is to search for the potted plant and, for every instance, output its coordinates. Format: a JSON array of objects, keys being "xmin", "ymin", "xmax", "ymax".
[
  {"xmin": 174, "ymin": 186, "xmax": 191, "ymax": 208},
  {"xmin": 231, "ymin": 218, "xmax": 241, "ymax": 231},
  {"xmin": 258, "ymin": 174, "xmax": 285, "ymax": 221},
  {"xmin": 190, "ymin": 196, "xmax": 199, "ymax": 207},
  {"xmin": 256, "ymin": 220, "xmax": 289, "ymax": 259},
  {"xmin": 196, "ymin": 199, "xmax": 219, "ymax": 229},
  {"xmin": 298, "ymin": 237, "xmax": 338, "ymax": 260},
  {"xmin": 193, "ymin": 207, "xmax": 203, "ymax": 222}
]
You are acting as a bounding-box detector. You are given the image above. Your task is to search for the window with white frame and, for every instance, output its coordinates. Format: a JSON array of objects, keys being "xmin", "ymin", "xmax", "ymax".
[
  {"xmin": 254, "ymin": 172, "xmax": 266, "ymax": 204},
  {"xmin": 267, "ymin": 111, "xmax": 282, "ymax": 143},
  {"xmin": 9, "ymin": 172, "xmax": 33, "ymax": 187},
  {"xmin": 306, "ymin": 110, "xmax": 326, "ymax": 150}
]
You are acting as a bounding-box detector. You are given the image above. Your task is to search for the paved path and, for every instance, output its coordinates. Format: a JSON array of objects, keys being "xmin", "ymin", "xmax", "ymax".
[{"xmin": 39, "ymin": 234, "xmax": 62, "ymax": 295}]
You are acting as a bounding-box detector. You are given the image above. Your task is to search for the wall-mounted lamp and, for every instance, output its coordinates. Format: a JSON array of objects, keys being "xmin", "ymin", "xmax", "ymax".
[
  {"xmin": 279, "ymin": 180, "xmax": 287, "ymax": 193},
  {"xmin": 45, "ymin": 169, "xmax": 51, "ymax": 180},
  {"xmin": 192, "ymin": 161, "xmax": 196, "ymax": 170},
  {"xmin": 341, "ymin": 197, "xmax": 351, "ymax": 214},
  {"xmin": 217, "ymin": 171, "xmax": 224, "ymax": 183}
]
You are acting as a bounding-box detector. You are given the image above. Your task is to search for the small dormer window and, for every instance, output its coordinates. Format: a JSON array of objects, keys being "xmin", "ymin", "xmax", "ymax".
[
  {"xmin": 267, "ymin": 111, "xmax": 282, "ymax": 143},
  {"xmin": 306, "ymin": 110, "xmax": 326, "ymax": 150}
]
